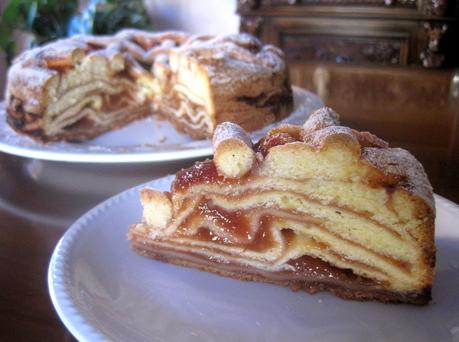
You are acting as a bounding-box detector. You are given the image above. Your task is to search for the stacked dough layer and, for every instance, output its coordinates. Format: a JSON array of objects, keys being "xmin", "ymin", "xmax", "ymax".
[{"xmin": 129, "ymin": 107, "xmax": 435, "ymax": 304}]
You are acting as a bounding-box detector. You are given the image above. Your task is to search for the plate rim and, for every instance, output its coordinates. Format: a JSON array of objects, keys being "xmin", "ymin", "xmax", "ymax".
[
  {"xmin": 47, "ymin": 178, "xmax": 155, "ymax": 342},
  {"xmin": 48, "ymin": 175, "xmax": 459, "ymax": 342},
  {"xmin": 1, "ymin": 142, "xmax": 213, "ymax": 164},
  {"xmin": 1, "ymin": 87, "xmax": 320, "ymax": 164}
]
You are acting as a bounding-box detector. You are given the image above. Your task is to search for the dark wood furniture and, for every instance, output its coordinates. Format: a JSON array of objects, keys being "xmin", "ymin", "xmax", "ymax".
[{"xmin": 237, "ymin": 0, "xmax": 459, "ymax": 200}]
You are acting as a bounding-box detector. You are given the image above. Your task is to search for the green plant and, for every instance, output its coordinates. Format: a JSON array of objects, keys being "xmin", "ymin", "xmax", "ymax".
[
  {"xmin": 92, "ymin": 0, "xmax": 152, "ymax": 35},
  {"xmin": 0, "ymin": 0, "xmax": 153, "ymax": 63},
  {"xmin": 0, "ymin": 0, "xmax": 78, "ymax": 62}
]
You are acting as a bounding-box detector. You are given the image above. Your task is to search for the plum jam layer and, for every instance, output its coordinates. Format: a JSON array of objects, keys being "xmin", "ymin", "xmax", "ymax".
[{"xmin": 172, "ymin": 196, "xmax": 412, "ymax": 278}]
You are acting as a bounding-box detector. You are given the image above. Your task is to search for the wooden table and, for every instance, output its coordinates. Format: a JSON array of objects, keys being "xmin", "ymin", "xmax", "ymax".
[
  {"xmin": 0, "ymin": 152, "xmax": 194, "ymax": 341},
  {"xmin": 1, "ymin": 146, "xmax": 458, "ymax": 341}
]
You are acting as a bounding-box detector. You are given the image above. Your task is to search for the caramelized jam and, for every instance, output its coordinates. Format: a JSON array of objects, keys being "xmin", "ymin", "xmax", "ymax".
[
  {"xmin": 198, "ymin": 201, "xmax": 252, "ymax": 242},
  {"xmin": 175, "ymin": 199, "xmax": 250, "ymax": 240},
  {"xmin": 250, "ymin": 215, "xmax": 276, "ymax": 251},
  {"xmin": 257, "ymin": 132, "xmax": 298, "ymax": 156},
  {"xmin": 101, "ymin": 90, "xmax": 132, "ymax": 111},
  {"xmin": 194, "ymin": 228, "xmax": 227, "ymax": 244},
  {"xmin": 174, "ymin": 196, "xmax": 411, "ymax": 273},
  {"xmin": 64, "ymin": 116, "xmax": 96, "ymax": 130},
  {"xmin": 173, "ymin": 160, "xmax": 246, "ymax": 192},
  {"xmin": 179, "ymin": 204, "xmax": 278, "ymax": 252},
  {"xmin": 191, "ymin": 220, "xmax": 276, "ymax": 252},
  {"xmin": 281, "ymin": 228, "xmax": 296, "ymax": 247},
  {"xmin": 46, "ymin": 61, "xmax": 72, "ymax": 73}
]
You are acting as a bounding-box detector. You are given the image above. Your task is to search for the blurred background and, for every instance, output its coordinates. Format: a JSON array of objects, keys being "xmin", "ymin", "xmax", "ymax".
[
  {"xmin": 0, "ymin": 1, "xmax": 458, "ymax": 341},
  {"xmin": 0, "ymin": 0, "xmax": 458, "ymax": 201},
  {"xmin": 0, "ymin": 0, "xmax": 239, "ymax": 93},
  {"xmin": 238, "ymin": 0, "xmax": 459, "ymax": 202}
]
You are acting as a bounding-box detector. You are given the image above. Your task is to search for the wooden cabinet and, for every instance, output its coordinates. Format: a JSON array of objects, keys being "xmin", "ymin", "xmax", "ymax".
[{"xmin": 238, "ymin": 0, "xmax": 459, "ymax": 200}]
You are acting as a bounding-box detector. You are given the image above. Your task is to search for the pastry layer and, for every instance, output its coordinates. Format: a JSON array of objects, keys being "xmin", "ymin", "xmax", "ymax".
[
  {"xmin": 129, "ymin": 230, "xmax": 431, "ymax": 304},
  {"xmin": 136, "ymin": 171, "xmax": 432, "ymax": 293}
]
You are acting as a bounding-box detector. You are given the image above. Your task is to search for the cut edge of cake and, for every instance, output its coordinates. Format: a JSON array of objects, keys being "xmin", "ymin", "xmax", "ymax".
[{"xmin": 128, "ymin": 107, "xmax": 435, "ymax": 305}]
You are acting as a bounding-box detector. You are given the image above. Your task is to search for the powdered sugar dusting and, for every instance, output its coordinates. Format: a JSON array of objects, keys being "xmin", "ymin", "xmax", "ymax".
[
  {"xmin": 301, "ymin": 107, "xmax": 388, "ymax": 149},
  {"xmin": 362, "ymin": 147, "xmax": 435, "ymax": 212},
  {"xmin": 297, "ymin": 106, "xmax": 434, "ymax": 211},
  {"xmin": 303, "ymin": 125, "xmax": 358, "ymax": 149},
  {"xmin": 9, "ymin": 64, "xmax": 56, "ymax": 92},
  {"xmin": 174, "ymin": 33, "xmax": 287, "ymax": 91},
  {"xmin": 302, "ymin": 107, "xmax": 340, "ymax": 135},
  {"xmin": 212, "ymin": 121, "xmax": 253, "ymax": 151}
]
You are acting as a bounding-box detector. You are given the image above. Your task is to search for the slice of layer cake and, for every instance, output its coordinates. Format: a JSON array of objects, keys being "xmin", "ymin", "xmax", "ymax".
[
  {"xmin": 129, "ymin": 107, "xmax": 436, "ymax": 304},
  {"xmin": 5, "ymin": 30, "xmax": 292, "ymax": 142}
]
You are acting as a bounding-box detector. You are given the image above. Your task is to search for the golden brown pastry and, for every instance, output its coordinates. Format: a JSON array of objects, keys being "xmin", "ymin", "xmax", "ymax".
[
  {"xmin": 5, "ymin": 30, "xmax": 292, "ymax": 142},
  {"xmin": 129, "ymin": 107, "xmax": 436, "ymax": 304}
]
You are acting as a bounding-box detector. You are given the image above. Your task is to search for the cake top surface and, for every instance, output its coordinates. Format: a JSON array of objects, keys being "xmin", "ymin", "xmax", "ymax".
[
  {"xmin": 172, "ymin": 33, "xmax": 286, "ymax": 82},
  {"xmin": 172, "ymin": 107, "xmax": 435, "ymax": 213},
  {"xmin": 8, "ymin": 30, "xmax": 285, "ymax": 89},
  {"xmin": 11, "ymin": 30, "xmax": 190, "ymax": 68}
]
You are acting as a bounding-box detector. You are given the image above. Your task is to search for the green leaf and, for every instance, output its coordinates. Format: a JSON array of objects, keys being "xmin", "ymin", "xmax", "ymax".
[
  {"xmin": 0, "ymin": 0, "xmax": 151, "ymax": 59},
  {"xmin": 2, "ymin": 0, "xmax": 23, "ymax": 26},
  {"xmin": 90, "ymin": 0, "xmax": 152, "ymax": 34},
  {"xmin": 0, "ymin": 23, "xmax": 15, "ymax": 63}
]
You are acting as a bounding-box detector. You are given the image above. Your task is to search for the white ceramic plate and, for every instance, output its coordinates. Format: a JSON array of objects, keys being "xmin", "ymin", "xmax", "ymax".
[
  {"xmin": 0, "ymin": 87, "xmax": 321, "ymax": 163},
  {"xmin": 48, "ymin": 175, "xmax": 459, "ymax": 342}
]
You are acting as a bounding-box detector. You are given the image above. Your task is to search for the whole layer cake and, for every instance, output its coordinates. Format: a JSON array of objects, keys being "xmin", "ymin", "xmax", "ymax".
[
  {"xmin": 5, "ymin": 30, "xmax": 292, "ymax": 142},
  {"xmin": 129, "ymin": 107, "xmax": 436, "ymax": 305}
]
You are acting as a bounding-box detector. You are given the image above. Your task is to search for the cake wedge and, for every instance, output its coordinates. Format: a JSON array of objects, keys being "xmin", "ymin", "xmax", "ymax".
[{"xmin": 128, "ymin": 107, "xmax": 436, "ymax": 304}]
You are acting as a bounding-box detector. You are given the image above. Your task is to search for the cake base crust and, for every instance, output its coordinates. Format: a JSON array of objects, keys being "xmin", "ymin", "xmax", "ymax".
[{"xmin": 130, "ymin": 233, "xmax": 431, "ymax": 305}]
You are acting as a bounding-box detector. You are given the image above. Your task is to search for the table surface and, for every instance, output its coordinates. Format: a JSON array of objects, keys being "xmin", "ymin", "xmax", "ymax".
[
  {"xmin": 0, "ymin": 152, "xmax": 196, "ymax": 341},
  {"xmin": 1, "ymin": 149, "xmax": 458, "ymax": 341}
]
